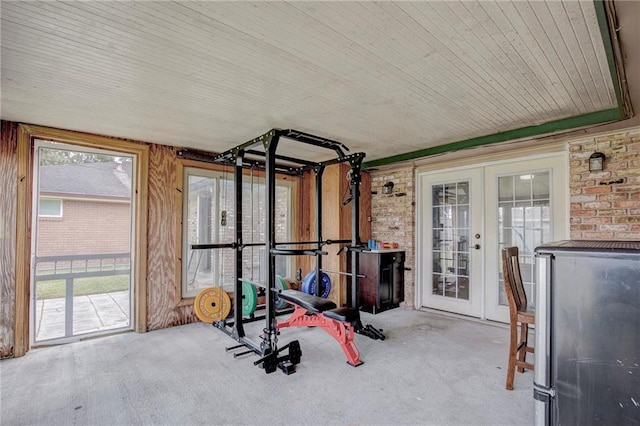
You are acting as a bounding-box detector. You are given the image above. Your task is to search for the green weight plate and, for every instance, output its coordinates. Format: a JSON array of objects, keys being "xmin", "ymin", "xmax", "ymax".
[
  {"xmin": 242, "ymin": 281, "xmax": 258, "ymax": 316},
  {"xmin": 280, "ymin": 277, "xmax": 290, "ymax": 307}
]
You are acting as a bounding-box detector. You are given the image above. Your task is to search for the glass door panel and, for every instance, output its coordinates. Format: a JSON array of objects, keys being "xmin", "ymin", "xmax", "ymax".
[
  {"xmin": 419, "ymin": 168, "xmax": 483, "ymax": 317},
  {"xmin": 431, "ymin": 182, "xmax": 470, "ymax": 301},
  {"xmin": 32, "ymin": 141, "xmax": 134, "ymax": 344},
  {"xmin": 497, "ymin": 172, "xmax": 550, "ymax": 308}
]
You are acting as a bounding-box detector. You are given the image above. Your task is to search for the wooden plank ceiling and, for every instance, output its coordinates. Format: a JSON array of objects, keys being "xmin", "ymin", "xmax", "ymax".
[{"xmin": 0, "ymin": 1, "xmax": 620, "ymax": 164}]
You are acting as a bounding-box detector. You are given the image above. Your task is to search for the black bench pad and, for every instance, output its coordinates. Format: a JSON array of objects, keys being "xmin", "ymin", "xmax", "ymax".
[
  {"xmin": 279, "ymin": 289, "xmax": 337, "ymax": 313},
  {"xmin": 324, "ymin": 307, "xmax": 359, "ymax": 322}
]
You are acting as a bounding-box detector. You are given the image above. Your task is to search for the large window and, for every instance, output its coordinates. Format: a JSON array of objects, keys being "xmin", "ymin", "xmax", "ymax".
[{"xmin": 182, "ymin": 167, "xmax": 292, "ymax": 298}]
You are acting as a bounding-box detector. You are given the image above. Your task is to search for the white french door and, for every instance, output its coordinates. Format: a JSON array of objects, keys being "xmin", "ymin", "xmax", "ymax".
[
  {"xmin": 417, "ymin": 154, "xmax": 568, "ymax": 321},
  {"xmin": 483, "ymin": 155, "xmax": 568, "ymax": 322},
  {"xmin": 418, "ymin": 168, "xmax": 484, "ymax": 317}
]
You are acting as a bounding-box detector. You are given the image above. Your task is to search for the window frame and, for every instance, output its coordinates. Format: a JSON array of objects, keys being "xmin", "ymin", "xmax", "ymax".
[
  {"xmin": 38, "ymin": 198, "xmax": 63, "ymax": 218},
  {"xmin": 14, "ymin": 124, "xmax": 149, "ymax": 358},
  {"xmin": 182, "ymin": 166, "xmax": 223, "ymax": 299}
]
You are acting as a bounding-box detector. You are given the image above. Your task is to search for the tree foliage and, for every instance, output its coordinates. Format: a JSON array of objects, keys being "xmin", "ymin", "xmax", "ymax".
[{"xmin": 39, "ymin": 148, "xmax": 121, "ymax": 166}]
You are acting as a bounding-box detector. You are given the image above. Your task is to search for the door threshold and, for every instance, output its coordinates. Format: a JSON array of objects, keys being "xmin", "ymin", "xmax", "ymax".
[
  {"xmin": 32, "ymin": 328, "xmax": 133, "ymax": 348},
  {"xmin": 418, "ymin": 306, "xmax": 508, "ymax": 329}
]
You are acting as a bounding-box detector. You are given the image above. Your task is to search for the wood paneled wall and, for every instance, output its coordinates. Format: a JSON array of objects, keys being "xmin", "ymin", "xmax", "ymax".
[
  {"xmin": 147, "ymin": 144, "xmax": 198, "ymax": 330},
  {"xmin": 297, "ymin": 164, "xmax": 372, "ymax": 306},
  {"xmin": 0, "ymin": 121, "xmax": 18, "ymax": 358}
]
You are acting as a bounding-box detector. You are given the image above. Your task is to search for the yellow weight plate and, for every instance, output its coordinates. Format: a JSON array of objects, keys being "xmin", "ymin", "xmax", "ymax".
[{"xmin": 193, "ymin": 287, "xmax": 232, "ymax": 323}]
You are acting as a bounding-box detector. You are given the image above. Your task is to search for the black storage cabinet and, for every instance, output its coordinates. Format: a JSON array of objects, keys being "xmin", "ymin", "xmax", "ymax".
[{"xmin": 349, "ymin": 250, "xmax": 405, "ymax": 314}]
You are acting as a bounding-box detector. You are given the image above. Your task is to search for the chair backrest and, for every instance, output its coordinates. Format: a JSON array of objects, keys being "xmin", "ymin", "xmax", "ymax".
[{"xmin": 501, "ymin": 246, "xmax": 528, "ymax": 314}]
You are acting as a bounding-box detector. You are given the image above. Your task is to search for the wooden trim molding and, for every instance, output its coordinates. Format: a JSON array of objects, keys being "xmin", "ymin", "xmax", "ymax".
[
  {"xmin": 14, "ymin": 125, "xmax": 150, "ymax": 355},
  {"xmin": 14, "ymin": 126, "xmax": 32, "ymax": 357},
  {"xmin": 0, "ymin": 122, "xmax": 18, "ymax": 358},
  {"xmin": 413, "ymin": 139, "xmax": 567, "ymax": 174}
]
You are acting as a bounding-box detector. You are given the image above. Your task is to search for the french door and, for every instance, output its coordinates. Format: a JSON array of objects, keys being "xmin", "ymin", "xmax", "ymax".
[
  {"xmin": 417, "ymin": 154, "xmax": 568, "ymax": 321},
  {"xmin": 483, "ymin": 155, "xmax": 567, "ymax": 322},
  {"xmin": 419, "ymin": 168, "xmax": 484, "ymax": 317}
]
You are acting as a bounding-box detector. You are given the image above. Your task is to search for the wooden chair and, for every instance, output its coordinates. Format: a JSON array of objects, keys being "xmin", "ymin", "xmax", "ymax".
[{"xmin": 501, "ymin": 246, "xmax": 535, "ymax": 390}]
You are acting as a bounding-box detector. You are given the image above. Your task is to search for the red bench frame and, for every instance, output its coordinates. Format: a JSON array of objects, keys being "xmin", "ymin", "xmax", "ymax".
[{"xmin": 277, "ymin": 304, "xmax": 363, "ymax": 367}]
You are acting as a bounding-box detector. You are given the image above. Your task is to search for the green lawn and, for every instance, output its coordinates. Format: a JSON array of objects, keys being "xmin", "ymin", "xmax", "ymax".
[{"xmin": 36, "ymin": 275, "xmax": 129, "ymax": 299}]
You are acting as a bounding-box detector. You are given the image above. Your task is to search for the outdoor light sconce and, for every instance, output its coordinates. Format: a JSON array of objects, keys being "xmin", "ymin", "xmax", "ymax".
[
  {"xmin": 382, "ymin": 181, "xmax": 394, "ymax": 194},
  {"xmin": 589, "ymin": 151, "xmax": 606, "ymax": 172}
]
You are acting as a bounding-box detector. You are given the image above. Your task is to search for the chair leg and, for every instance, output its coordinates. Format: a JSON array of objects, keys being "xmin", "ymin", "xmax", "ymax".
[
  {"xmin": 517, "ymin": 323, "xmax": 528, "ymax": 373},
  {"xmin": 506, "ymin": 322, "xmax": 518, "ymax": 390}
]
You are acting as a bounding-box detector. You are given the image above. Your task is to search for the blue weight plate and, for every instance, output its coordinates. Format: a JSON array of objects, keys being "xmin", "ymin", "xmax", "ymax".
[
  {"xmin": 301, "ymin": 272, "xmax": 312, "ymax": 294},
  {"xmin": 302, "ymin": 271, "xmax": 332, "ymax": 298}
]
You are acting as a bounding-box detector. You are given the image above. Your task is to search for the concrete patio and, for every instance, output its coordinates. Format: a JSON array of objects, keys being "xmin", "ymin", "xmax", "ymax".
[{"xmin": 34, "ymin": 291, "xmax": 130, "ymax": 342}]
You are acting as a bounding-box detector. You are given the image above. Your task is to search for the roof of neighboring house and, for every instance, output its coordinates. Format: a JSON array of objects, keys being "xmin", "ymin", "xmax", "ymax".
[{"xmin": 39, "ymin": 161, "xmax": 132, "ymax": 199}]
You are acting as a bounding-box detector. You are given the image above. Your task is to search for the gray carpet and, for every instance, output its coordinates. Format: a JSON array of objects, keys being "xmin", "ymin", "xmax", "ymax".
[{"xmin": 0, "ymin": 308, "xmax": 533, "ymax": 425}]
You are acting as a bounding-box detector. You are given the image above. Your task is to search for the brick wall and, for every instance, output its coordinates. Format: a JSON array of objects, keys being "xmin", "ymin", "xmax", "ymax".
[
  {"xmin": 569, "ymin": 127, "xmax": 640, "ymax": 240},
  {"xmin": 369, "ymin": 127, "xmax": 640, "ymax": 312},
  {"xmin": 369, "ymin": 167, "xmax": 415, "ymax": 308},
  {"xmin": 37, "ymin": 199, "xmax": 131, "ymax": 256}
]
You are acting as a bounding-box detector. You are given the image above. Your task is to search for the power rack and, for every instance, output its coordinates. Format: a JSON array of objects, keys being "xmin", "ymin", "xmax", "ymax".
[{"xmin": 178, "ymin": 129, "xmax": 383, "ymax": 374}]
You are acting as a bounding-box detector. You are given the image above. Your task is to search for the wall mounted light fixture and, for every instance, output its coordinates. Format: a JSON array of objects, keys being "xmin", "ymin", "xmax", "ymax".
[
  {"xmin": 382, "ymin": 181, "xmax": 394, "ymax": 194},
  {"xmin": 589, "ymin": 151, "xmax": 606, "ymax": 172}
]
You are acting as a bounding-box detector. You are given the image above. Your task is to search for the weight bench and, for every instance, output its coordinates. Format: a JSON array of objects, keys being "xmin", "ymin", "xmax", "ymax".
[{"xmin": 277, "ymin": 289, "xmax": 363, "ymax": 367}]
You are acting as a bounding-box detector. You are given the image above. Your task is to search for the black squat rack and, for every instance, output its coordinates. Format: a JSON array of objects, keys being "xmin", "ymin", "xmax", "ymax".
[{"xmin": 178, "ymin": 129, "xmax": 383, "ymax": 374}]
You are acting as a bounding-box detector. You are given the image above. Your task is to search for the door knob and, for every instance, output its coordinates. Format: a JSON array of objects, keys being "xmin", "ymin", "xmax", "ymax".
[{"xmin": 474, "ymin": 244, "xmax": 481, "ymax": 250}]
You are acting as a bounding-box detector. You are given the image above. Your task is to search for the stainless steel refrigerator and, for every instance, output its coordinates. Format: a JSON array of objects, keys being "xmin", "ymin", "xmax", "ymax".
[{"xmin": 534, "ymin": 240, "xmax": 640, "ymax": 425}]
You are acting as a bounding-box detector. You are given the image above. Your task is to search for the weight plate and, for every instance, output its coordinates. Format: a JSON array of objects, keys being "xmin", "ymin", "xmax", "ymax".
[
  {"xmin": 242, "ymin": 281, "xmax": 258, "ymax": 316},
  {"xmin": 302, "ymin": 271, "xmax": 332, "ymax": 298},
  {"xmin": 193, "ymin": 287, "xmax": 232, "ymax": 323},
  {"xmin": 301, "ymin": 272, "xmax": 312, "ymax": 294},
  {"xmin": 275, "ymin": 275, "xmax": 286, "ymax": 310},
  {"xmin": 280, "ymin": 277, "xmax": 290, "ymax": 307}
]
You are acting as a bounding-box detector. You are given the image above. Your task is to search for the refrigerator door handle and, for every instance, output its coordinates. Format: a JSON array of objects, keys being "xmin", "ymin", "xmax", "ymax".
[{"xmin": 535, "ymin": 253, "xmax": 552, "ymax": 388}]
